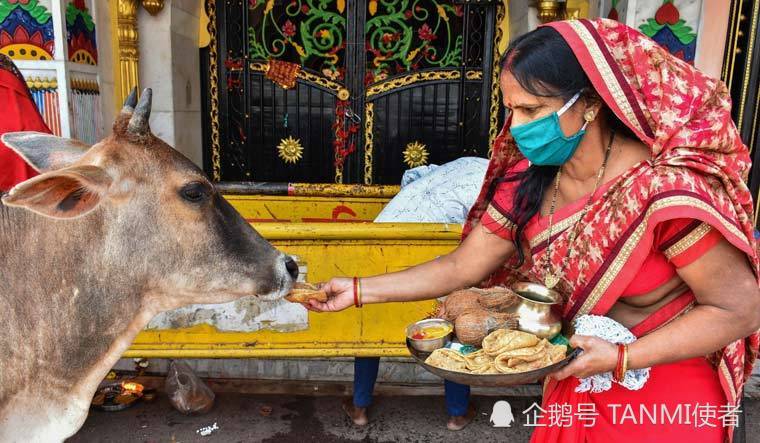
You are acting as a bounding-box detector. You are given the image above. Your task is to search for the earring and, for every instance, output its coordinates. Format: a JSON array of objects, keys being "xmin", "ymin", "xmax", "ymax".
[{"xmin": 584, "ymin": 109, "xmax": 597, "ymax": 122}]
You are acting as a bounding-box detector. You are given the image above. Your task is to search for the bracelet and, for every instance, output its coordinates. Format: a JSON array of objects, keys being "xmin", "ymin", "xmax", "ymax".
[
  {"xmin": 357, "ymin": 278, "xmax": 363, "ymax": 307},
  {"xmin": 613, "ymin": 344, "xmax": 625, "ymax": 382},
  {"xmin": 353, "ymin": 277, "xmax": 359, "ymax": 308},
  {"xmin": 613, "ymin": 344, "xmax": 629, "ymax": 382}
]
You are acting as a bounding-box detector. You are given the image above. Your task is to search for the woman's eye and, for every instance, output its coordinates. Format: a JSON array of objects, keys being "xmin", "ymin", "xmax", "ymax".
[{"xmin": 181, "ymin": 183, "xmax": 208, "ymax": 203}]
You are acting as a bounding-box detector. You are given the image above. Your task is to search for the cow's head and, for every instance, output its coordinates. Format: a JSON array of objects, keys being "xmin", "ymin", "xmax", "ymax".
[{"xmin": 1, "ymin": 88, "xmax": 297, "ymax": 308}]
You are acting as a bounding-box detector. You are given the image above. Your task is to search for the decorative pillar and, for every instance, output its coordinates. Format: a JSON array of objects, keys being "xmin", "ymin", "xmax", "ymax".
[
  {"xmin": 141, "ymin": 0, "xmax": 165, "ymax": 16},
  {"xmin": 116, "ymin": 0, "xmax": 139, "ymax": 105},
  {"xmin": 535, "ymin": 1, "xmax": 567, "ymax": 23}
]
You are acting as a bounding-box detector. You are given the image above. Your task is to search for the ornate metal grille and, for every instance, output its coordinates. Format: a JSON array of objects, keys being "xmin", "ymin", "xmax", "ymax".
[{"xmin": 204, "ymin": 0, "xmax": 501, "ymax": 185}]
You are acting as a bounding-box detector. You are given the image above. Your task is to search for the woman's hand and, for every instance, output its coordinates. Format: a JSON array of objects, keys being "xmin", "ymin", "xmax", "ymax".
[
  {"xmin": 305, "ymin": 277, "xmax": 355, "ymax": 312},
  {"xmin": 549, "ymin": 335, "xmax": 619, "ymax": 381}
]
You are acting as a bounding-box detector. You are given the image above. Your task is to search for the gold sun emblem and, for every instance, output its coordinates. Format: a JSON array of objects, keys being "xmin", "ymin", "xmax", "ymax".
[
  {"xmin": 403, "ymin": 141, "xmax": 429, "ymax": 168},
  {"xmin": 277, "ymin": 136, "xmax": 304, "ymax": 164}
]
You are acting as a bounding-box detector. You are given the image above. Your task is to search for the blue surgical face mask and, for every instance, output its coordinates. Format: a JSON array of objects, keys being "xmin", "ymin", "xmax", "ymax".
[{"xmin": 509, "ymin": 91, "xmax": 588, "ymax": 166}]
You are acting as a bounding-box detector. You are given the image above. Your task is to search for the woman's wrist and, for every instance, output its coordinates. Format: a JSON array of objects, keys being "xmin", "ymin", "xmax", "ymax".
[
  {"xmin": 612, "ymin": 344, "xmax": 629, "ymax": 382},
  {"xmin": 625, "ymin": 341, "xmax": 643, "ymax": 371},
  {"xmin": 353, "ymin": 277, "xmax": 362, "ymax": 307},
  {"xmin": 356, "ymin": 277, "xmax": 384, "ymax": 305}
]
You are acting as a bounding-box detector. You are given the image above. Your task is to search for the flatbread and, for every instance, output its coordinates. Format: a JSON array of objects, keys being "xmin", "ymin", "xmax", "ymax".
[
  {"xmin": 471, "ymin": 363, "xmax": 500, "ymax": 374},
  {"xmin": 495, "ymin": 356, "xmax": 550, "ymax": 374},
  {"xmin": 482, "ymin": 329, "xmax": 540, "ymax": 356},
  {"xmin": 285, "ymin": 282, "xmax": 328, "ymax": 303},
  {"xmin": 495, "ymin": 343, "xmax": 546, "ymax": 369},
  {"xmin": 464, "ymin": 350, "xmax": 492, "ymax": 372},
  {"xmin": 493, "ymin": 342, "xmax": 568, "ymax": 373},
  {"xmin": 425, "ymin": 348, "xmax": 468, "ymax": 373},
  {"xmin": 547, "ymin": 344, "xmax": 568, "ymax": 364},
  {"xmin": 498, "ymin": 339, "xmax": 549, "ymax": 366},
  {"xmin": 499, "ymin": 339, "xmax": 548, "ymax": 359}
]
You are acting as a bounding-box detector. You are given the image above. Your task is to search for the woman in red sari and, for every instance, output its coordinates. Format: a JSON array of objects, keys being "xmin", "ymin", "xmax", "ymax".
[
  {"xmin": 309, "ymin": 19, "xmax": 760, "ymax": 442},
  {"xmin": 0, "ymin": 53, "xmax": 50, "ymax": 191}
]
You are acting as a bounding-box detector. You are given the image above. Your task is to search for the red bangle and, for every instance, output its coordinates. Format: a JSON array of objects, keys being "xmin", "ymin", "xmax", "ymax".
[
  {"xmin": 614, "ymin": 344, "xmax": 625, "ymax": 382},
  {"xmin": 353, "ymin": 277, "xmax": 359, "ymax": 308}
]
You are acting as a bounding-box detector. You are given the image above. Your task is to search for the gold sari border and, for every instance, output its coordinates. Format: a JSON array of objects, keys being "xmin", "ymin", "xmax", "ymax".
[
  {"xmin": 719, "ymin": 359, "xmax": 738, "ymax": 404},
  {"xmin": 486, "ymin": 204, "xmax": 516, "ymax": 232},
  {"xmin": 663, "ymin": 222, "xmax": 713, "ymax": 260},
  {"xmin": 566, "ymin": 20, "xmax": 647, "ymax": 139},
  {"xmin": 529, "ymin": 212, "xmax": 584, "ymax": 250}
]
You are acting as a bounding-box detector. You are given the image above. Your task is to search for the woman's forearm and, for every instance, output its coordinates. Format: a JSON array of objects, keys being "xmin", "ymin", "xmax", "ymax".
[
  {"xmin": 627, "ymin": 304, "xmax": 759, "ymax": 370},
  {"xmin": 348, "ymin": 224, "xmax": 515, "ymax": 305},
  {"xmin": 360, "ymin": 254, "xmax": 479, "ymax": 304}
]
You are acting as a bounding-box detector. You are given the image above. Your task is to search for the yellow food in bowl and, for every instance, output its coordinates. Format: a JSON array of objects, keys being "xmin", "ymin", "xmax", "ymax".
[{"xmin": 412, "ymin": 325, "xmax": 452, "ymax": 340}]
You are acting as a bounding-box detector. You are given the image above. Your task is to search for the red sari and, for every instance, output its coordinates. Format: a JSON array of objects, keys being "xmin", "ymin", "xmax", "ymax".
[
  {"xmin": 464, "ymin": 19, "xmax": 759, "ymax": 443},
  {"xmin": 0, "ymin": 54, "xmax": 50, "ymax": 191}
]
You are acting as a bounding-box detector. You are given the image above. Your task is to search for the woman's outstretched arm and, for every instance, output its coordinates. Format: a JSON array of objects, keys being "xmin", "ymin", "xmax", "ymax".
[{"xmin": 306, "ymin": 223, "xmax": 515, "ymax": 312}]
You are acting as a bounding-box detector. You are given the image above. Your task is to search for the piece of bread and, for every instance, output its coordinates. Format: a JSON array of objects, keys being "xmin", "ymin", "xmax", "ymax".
[{"xmin": 285, "ymin": 282, "xmax": 328, "ymax": 303}]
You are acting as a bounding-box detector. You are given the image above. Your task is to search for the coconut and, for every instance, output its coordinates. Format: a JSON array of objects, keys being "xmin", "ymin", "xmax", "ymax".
[
  {"xmin": 437, "ymin": 289, "xmax": 481, "ymax": 321},
  {"xmin": 454, "ymin": 309, "xmax": 519, "ymax": 346},
  {"xmin": 476, "ymin": 287, "xmax": 520, "ymax": 312}
]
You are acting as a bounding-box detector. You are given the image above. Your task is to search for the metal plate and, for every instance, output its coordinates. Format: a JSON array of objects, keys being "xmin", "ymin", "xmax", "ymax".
[
  {"xmin": 406, "ymin": 339, "xmax": 581, "ymax": 387},
  {"xmin": 91, "ymin": 384, "xmax": 143, "ymax": 412}
]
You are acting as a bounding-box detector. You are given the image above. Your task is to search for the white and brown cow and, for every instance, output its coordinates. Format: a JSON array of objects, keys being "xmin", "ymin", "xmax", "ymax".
[{"xmin": 0, "ymin": 89, "xmax": 298, "ymax": 441}]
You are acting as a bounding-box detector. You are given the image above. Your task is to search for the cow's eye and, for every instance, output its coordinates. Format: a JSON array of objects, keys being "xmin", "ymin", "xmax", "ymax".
[{"xmin": 180, "ymin": 182, "xmax": 209, "ymax": 203}]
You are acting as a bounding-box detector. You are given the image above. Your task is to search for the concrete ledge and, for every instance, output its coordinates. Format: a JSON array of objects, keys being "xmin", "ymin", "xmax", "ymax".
[
  {"xmin": 115, "ymin": 358, "xmax": 760, "ymax": 399},
  {"xmin": 127, "ymin": 375, "xmax": 543, "ymax": 398}
]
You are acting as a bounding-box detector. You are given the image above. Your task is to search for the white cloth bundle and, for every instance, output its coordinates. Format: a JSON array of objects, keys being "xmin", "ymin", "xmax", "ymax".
[
  {"xmin": 573, "ymin": 314, "xmax": 651, "ymax": 393},
  {"xmin": 374, "ymin": 157, "xmax": 488, "ymax": 223}
]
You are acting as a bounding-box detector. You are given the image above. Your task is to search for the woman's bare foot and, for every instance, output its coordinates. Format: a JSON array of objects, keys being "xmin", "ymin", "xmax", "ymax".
[
  {"xmin": 342, "ymin": 398, "xmax": 369, "ymax": 426},
  {"xmin": 447, "ymin": 404, "xmax": 476, "ymax": 431}
]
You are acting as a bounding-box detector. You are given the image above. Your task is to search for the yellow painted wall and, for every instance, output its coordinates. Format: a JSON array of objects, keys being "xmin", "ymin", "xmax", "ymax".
[{"xmin": 226, "ymin": 195, "xmax": 389, "ymax": 223}]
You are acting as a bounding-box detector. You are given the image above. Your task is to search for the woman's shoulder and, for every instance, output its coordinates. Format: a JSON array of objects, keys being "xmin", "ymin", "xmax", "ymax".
[
  {"xmin": 495, "ymin": 159, "xmax": 530, "ymax": 186},
  {"xmin": 648, "ymin": 163, "xmax": 715, "ymax": 192},
  {"xmin": 491, "ymin": 159, "xmax": 530, "ymax": 199},
  {"xmin": 510, "ymin": 158, "xmax": 530, "ymax": 173}
]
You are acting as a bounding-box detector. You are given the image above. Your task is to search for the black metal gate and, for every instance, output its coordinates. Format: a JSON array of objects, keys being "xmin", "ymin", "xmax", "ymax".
[{"xmin": 203, "ymin": 0, "xmax": 503, "ymax": 185}]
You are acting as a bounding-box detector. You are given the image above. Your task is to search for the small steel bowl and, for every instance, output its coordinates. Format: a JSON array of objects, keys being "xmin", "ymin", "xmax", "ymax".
[{"xmin": 406, "ymin": 318, "xmax": 453, "ymax": 352}]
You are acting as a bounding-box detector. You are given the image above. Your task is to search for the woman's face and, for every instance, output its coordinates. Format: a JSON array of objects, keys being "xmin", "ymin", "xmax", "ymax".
[{"xmin": 500, "ymin": 71, "xmax": 587, "ymax": 136}]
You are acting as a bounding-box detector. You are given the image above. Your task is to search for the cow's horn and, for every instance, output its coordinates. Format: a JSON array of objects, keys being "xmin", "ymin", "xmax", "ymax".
[
  {"xmin": 127, "ymin": 88, "xmax": 152, "ymax": 135},
  {"xmin": 122, "ymin": 87, "xmax": 138, "ymax": 112}
]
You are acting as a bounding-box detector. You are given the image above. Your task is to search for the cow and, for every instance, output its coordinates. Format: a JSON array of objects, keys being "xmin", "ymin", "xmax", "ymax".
[{"xmin": 0, "ymin": 89, "xmax": 298, "ymax": 442}]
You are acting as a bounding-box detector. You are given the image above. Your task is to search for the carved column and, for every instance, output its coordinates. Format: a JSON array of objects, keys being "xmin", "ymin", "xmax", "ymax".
[
  {"xmin": 535, "ymin": 1, "xmax": 567, "ymax": 24},
  {"xmin": 141, "ymin": 0, "xmax": 165, "ymax": 16},
  {"xmin": 117, "ymin": 0, "xmax": 140, "ymax": 104}
]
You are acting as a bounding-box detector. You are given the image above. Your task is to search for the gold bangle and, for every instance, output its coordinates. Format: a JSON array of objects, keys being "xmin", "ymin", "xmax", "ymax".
[
  {"xmin": 357, "ymin": 278, "xmax": 363, "ymax": 307},
  {"xmin": 621, "ymin": 344, "xmax": 629, "ymax": 378}
]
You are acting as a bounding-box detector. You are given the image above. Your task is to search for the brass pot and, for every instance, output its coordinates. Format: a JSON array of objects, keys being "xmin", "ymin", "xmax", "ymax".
[{"xmin": 509, "ymin": 282, "xmax": 562, "ymax": 339}]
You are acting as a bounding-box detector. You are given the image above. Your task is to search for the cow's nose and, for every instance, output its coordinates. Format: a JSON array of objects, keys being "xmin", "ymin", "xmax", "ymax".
[{"xmin": 284, "ymin": 257, "xmax": 299, "ymax": 280}]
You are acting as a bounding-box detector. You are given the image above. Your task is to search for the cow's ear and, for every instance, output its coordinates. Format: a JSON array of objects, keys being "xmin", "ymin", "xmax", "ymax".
[
  {"xmin": 1, "ymin": 132, "xmax": 90, "ymax": 172},
  {"xmin": 1, "ymin": 165, "xmax": 112, "ymax": 219}
]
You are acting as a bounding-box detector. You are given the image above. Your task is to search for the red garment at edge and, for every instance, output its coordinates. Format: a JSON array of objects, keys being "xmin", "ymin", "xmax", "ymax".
[{"xmin": 0, "ymin": 57, "xmax": 50, "ymax": 191}]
